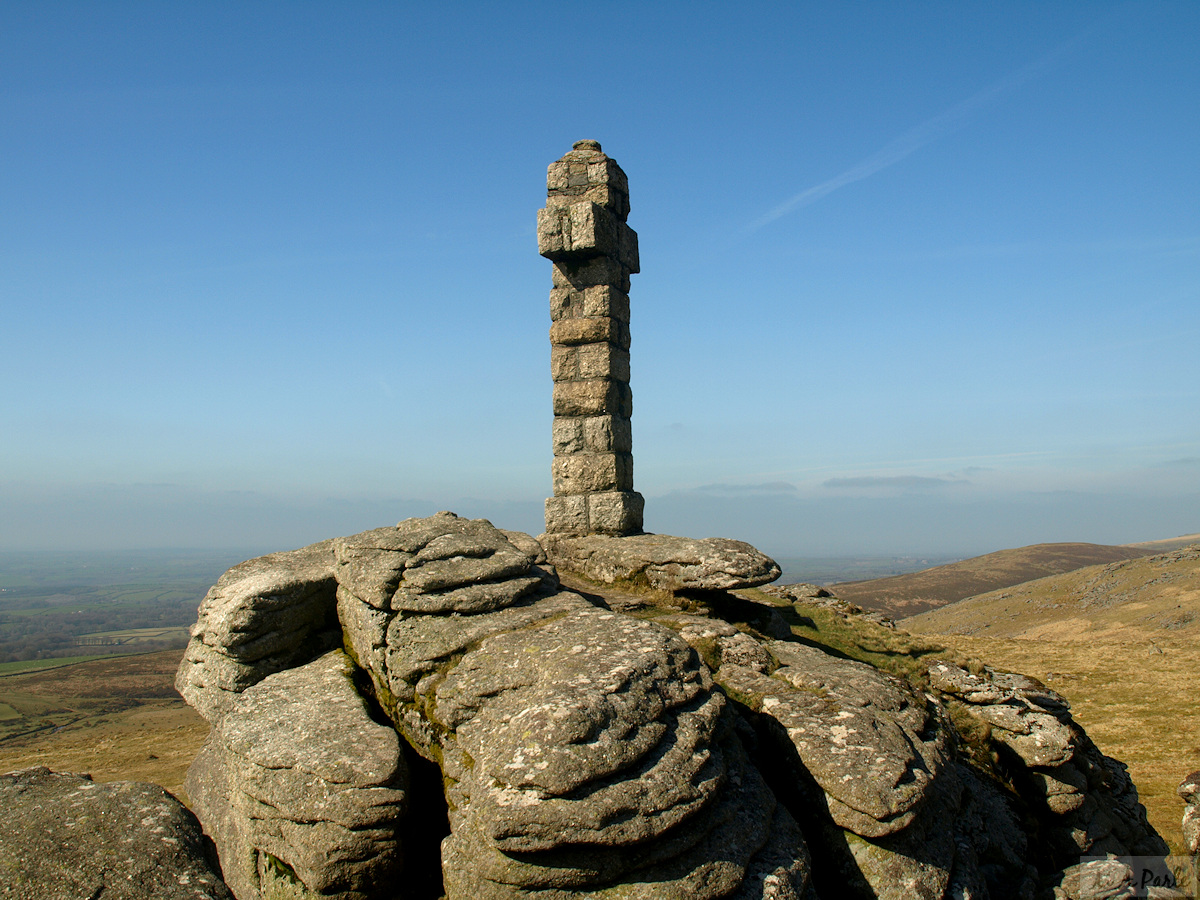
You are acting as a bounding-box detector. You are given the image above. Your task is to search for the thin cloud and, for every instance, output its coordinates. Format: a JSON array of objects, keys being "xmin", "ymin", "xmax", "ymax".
[
  {"xmin": 694, "ymin": 481, "xmax": 799, "ymax": 494},
  {"xmin": 748, "ymin": 34, "xmax": 1086, "ymax": 232},
  {"xmin": 823, "ymin": 476, "xmax": 966, "ymax": 490}
]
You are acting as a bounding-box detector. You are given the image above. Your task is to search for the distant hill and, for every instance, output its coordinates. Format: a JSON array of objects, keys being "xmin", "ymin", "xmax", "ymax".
[
  {"xmin": 819, "ymin": 541, "xmax": 1159, "ymax": 619},
  {"xmin": 903, "ymin": 543, "xmax": 1200, "ymax": 640},
  {"xmin": 1121, "ymin": 533, "xmax": 1200, "ymax": 553}
]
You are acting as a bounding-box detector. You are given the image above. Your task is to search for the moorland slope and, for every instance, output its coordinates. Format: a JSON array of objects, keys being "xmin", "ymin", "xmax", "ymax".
[
  {"xmin": 0, "ymin": 649, "xmax": 207, "ymax": 799},
  {"xmin": 904, "ymin": 544, "xmax": 1200, "ymax": 853},
  {"xmin": 826, "ymin": 541, "xmax": 1161, "ymax": 618}
]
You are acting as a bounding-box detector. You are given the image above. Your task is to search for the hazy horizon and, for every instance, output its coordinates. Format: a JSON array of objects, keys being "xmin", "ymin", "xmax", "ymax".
[
  {"xmin": 3, "ymin": 4, "xmax": 1197, "ymax": 559},
  {"xmin": 2, "ymin": 479, "xmax": 1196, "ymax": 561}
]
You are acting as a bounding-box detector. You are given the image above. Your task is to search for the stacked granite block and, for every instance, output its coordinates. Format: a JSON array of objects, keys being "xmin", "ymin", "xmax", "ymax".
[{"xmin": 538, "ymin": 140, "xmax": 644, "ymax": 535}]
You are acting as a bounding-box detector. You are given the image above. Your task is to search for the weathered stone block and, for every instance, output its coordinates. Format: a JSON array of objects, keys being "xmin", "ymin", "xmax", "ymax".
[
  {"xmin": 582, "ymin": 285, "xmax": 630, "ymax": 320},
  {"xmin": 537, "ymin": 202, "xmax": 639, "ymax": 272},
  {"xmin": 552, "ymin": 258, "xmax": 632, "ymax": 292},
  {"xmin": 549, "ymin": 287, "xmax": 579, "ymax": 321},
  {"xmin": 550, "ymin": 316, "xmax": 620, "ymax": 347},
  {"xmin": 587, "ymin": 157, "xmax": 629, "ymax": 193},
  {"xmin": 550, "ymin": 345, "xmax": 577, "ymax": 382},
  {"xmin": 544, "ymin": 495, "xmax": 588, "ymax": 534},
  {"xmin": 546, "ymin": 184, "xmax": 629, "ymax": 221},
  {"xmin": 577, "ymin": 342, "xmax": 629, "ymax": 381},
  {"xmin": 553, "ymin": 379, "xmax": 632, "ymax": 418},
  {"xmin": 550, "ymin": 286, "xmax": 630, "ymax": 323},
  {"xmin": 552, "ymin": 452, "xmax": 633, "ymax": 495},
  {"xmin": 587, "ymin": 491, "xmax": 644, "ymax": 535},
  {"xmin": 551, "ymin": 417, "xmax": 585, "ymax": 455},
  {"xmin": 546, "ymin": 148, "xmax": 630, "ymax": 221},
  {"xmin": 186, "ymin": 651, "xmax": 408, "ymax": 900},
  {"xmin": 583, "ymin": 415, "xmax": 632, "ymax": 453},
  {"xmin": 547, "ymin": 150, "xmax": 627, "ymax": 189}
]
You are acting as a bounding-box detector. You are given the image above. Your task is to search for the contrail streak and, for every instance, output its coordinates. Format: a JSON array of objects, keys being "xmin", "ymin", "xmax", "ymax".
[{"xmin": 748, "ymin": 34, "xmax": 1086, "ymax": 232}]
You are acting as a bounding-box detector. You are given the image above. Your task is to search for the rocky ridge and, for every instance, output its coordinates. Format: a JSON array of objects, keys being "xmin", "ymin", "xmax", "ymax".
[{"xmin": 160, "ymin": 512, "xmax": 1172, "ymax": 899}]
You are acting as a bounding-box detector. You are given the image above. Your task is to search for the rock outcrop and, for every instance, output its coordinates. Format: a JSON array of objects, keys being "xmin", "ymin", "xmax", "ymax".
[
  {"xmin": 930, "ymin": 661, "xmax": 1168, "ymax": 868},
  {"xmin": 167, "ymin": 512, "xmax": 1171, "ymax": 900},
  {"xmin": 0, "ymin": 766, "xmax": 232, "ymax": 900},
  {"xmin": 1181, "ymin": 769, "xmax": 1200, "ymax": 855},
  {"xmin": 185, "ymin": 651, "xmax": 408, "ymax": 900},
  {"xmin": 335, "ymin": 513, "xmax": 809, "ymax": 899},
  {"xmin": 176, "ymin": 541, "xmax": 341, "ymax": 721}
]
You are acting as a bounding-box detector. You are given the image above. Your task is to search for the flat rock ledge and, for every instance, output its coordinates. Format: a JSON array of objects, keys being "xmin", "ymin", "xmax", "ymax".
[
  {"xmin": 538, "ymin": 532, "xmax": 781, "ymax": 593},
  {"xmin": 0, "ymin": 766, "xmax": 232, "ymax": 900}
]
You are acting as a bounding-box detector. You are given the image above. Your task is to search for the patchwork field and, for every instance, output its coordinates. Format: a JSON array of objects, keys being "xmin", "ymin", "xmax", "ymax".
[{"xmin": 0, "ymin": 548, "xmax": 250, "ymax": 665}]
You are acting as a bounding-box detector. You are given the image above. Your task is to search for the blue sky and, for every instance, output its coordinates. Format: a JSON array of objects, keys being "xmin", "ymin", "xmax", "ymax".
[{"xmin": 2, "ymin": 2, "xmax": 1197, "ymax": 557}]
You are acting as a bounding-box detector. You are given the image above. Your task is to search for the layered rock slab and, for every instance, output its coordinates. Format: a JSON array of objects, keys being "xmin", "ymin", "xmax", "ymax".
[
  {"xmin": 930, "ymin": 660, "xmax": 1168, "ymax": 866},
  {"xmin": 335, "ymin": 513, "xmax": 810, "ymax": 899},
  {"xmin": 656, "ymin": 601, "xmax": 1041, "ymax": 900},
  {"xmin": 0, "ymin": 766, "xmax": 232, "ymax": 900},
  {"xmin": 186, "ymin": 650, "xmax": 407, "ymax": 900},
  {"xmin": 176, "ymin": 540, "xmax": 341, "ymax": 722},
  {"xmin": 539, "ymin": 532, "xmax": 781, "ymax": 593},
  {"xmin": 718, "ymin": 641, "xmax": 952, "ymax": 839}
]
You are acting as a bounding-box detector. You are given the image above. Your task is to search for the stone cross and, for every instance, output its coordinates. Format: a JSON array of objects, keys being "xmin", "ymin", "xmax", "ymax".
[{"xmin": 538, "ymin": 140, "xmax": 644, "ymax": 536}]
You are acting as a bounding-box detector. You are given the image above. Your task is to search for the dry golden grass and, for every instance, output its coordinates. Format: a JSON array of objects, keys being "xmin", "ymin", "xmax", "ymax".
[
  {"xmin": 0, "ymin": 649, "xmax": 209, "ymax": 803},
  {"xmin": 0, "ymin": 701, "xmax": 209, "ymax": 802}
]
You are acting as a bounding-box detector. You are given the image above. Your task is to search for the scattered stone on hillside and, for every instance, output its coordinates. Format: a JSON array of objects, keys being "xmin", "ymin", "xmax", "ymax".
[
  {"xmin": 539, "ymin": 531, "xmax": 781, "ymax": 593},
  {"xmin": 176, "ymin": 540, "xmax": 341, "ymax": 722},
  {"xmin": 930, "ymin": 660, "xmax": 1169, "ymax": 867},
  {"xmin": 1050, "ymin": 857, "xmax": 1134, "ymax": 900},
  {"xmin": 0, "ymin": 766, "xmax": 232, "ymax": 900},
  {"xmin": 762, "ymin": 582, "xmax": 897, "ymax": 628},
  {"xmin": 1180, "ymin": 770, "xmax": 1200, "ymax": 854},
  {"xmin": 771, "ymin": 582, "xmax": 832, "ymax": 600},
  {"xmin": 186, "ymin": 651, "xmax": 407, "ymax": 900}
]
